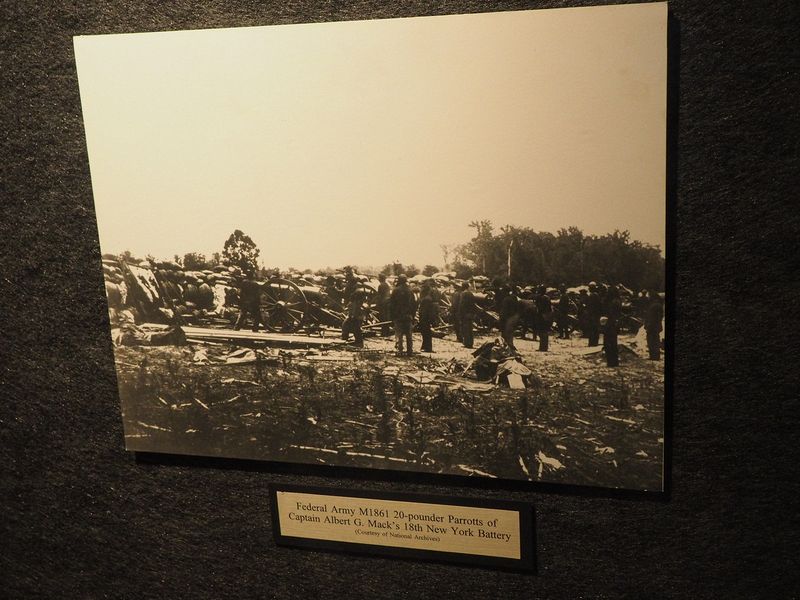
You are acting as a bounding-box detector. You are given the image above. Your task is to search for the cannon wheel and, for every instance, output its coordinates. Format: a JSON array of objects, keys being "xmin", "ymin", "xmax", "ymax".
[
  {"xmin": 435, "ymin": 289, "xmax": 452, "ymax": 328},
  {"xmin": 260, "ymin": 278, "xmax": 307, "ymax": 333},
  {"xmin": 355, "ymin": 282, "xmax": 381, "ymax": 326}
]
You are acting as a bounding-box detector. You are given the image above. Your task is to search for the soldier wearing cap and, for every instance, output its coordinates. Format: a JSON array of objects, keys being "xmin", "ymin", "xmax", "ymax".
[
  {"xmin": 390, "ymin": 274, "xmax": 416, "ymax": 356},
  {"xmin": 343, "ymin": 266, "xmax": 358, "ymax": 305},
  {"xmin": 417, "ymin": 281, "xmax": 438, "ymax": 352}
]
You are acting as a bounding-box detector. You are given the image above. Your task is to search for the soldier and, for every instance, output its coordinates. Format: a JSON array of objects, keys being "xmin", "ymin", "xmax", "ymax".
[
  {"xmin": 343, "ymin": 266, "xmax": 358, "ymax": 304},
  {"xmin": 418, "ymin": 282, "xmax": 438, "ymax": 352},
  {"xmin": 499, "ymin": 286, "xmax": 521, "ymax": 353},
  {"xmin": 556, "ymin": 284, "xmax": 571, "ymax": 339},
  {"xmin": 377, "ymin": 273, "xmax": 392, "ymax": 336},
  {"xmin": 459, "ymin": 282, "xmax": 477, "ymax": 349},
  {"xmin": 233, "ymin": 270, "xmax": 263, "ymax": 332},
  {"xmin": 635, "ymin": 289, "xmax": 649, "ymax": 320},
  {"xmin": 518, "ymin": 287, "xmax": 537, "ymax": 341},
  {"xmin": 493, "ymin": 282, "xmax": 509, "ymax": 316},
  {"xmin": 586, "ymin": 283, "xmax": 602, "ymax": 347},
  {"xmin": 390, "ymin": 274, "xmax": 416, "ymax": 356},
  {"xmin": 341, "ymin": 289, "xmax": 366, "ymax": 348},
  {"xmin": 450, "ymin": 284, "xmax": 463, "ymax": 342},
  {"xmin": 535, "ymin": 285, "xmax": 552, "ymax": 352},
  {"xmin": 645, "ymin": 289, "xmax": 664, "ymax": 360},
  {"xmin": 577, "ymin": 288, "xmax": 589, "ymax": 338},
  {"xmin": 603, "ymin": 285, "xmax": 622, "ymax": 367}
]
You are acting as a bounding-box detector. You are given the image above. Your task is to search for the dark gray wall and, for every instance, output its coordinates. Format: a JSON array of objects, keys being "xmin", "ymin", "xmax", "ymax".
[{"xmin": 2, "ymin": 1, "xmax": 797, "ymax": 598}]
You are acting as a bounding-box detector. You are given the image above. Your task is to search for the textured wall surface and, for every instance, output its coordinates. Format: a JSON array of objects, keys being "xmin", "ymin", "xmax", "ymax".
[{"xmin": 1, "ymin": 1, "xmax": 797, "ymax": 598}]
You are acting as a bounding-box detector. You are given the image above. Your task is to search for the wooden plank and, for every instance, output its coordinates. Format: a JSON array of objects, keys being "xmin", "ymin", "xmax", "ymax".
[{"xmin": 179, "ymin": 325, "xmax": 340, "ymax": 349}]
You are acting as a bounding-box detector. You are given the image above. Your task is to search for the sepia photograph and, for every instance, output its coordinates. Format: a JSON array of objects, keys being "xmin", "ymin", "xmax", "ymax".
[{"xmin": 75, "ymin": 3, "xmax": 667, "ymax": 491}]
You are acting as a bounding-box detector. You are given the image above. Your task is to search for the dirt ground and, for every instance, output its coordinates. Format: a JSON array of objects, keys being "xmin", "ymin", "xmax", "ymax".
[{"xmin": 114, "ymin": 328, "xmax": 664, "ymax": 491}]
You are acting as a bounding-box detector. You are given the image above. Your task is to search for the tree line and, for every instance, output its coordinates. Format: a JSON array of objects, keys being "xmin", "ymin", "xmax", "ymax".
[
  {"xmin": 115, "ymin": 223, "xmax": 664, "ymax": 291},
  {"xmin": 450, "ymin": 221, "xmax": 664, "ymax": 291}
]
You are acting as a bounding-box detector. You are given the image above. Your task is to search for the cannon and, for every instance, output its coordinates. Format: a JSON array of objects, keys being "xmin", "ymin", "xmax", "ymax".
[{"xmin": 257, "ymin": 276, "xmax": 381, "ymax": 333}]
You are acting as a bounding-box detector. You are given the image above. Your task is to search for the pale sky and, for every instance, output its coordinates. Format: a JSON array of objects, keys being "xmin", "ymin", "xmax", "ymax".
[{"xmin": 75, "ymin": 3, "xmax": 667, "ymax": 270}]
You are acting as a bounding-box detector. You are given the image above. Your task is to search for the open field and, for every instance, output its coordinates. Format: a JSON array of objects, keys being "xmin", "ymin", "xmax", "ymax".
[{"xmin": 117, "ymin": 330, "xmax": 663, "ymax": 490}]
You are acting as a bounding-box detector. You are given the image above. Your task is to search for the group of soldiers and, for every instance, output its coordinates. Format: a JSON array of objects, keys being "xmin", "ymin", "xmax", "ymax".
[
  {"xmin": 233, "ymin": 267, "xmax": 664, "ymax": 366},
  {"xmin": 343, "ymin": 273, "xmax": 437, "ymax": 355}
]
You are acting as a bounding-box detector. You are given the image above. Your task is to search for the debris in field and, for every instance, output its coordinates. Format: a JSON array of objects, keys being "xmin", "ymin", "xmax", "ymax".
[
  {"xmin": 181, "ymin": 325, "xmax": 337, "ymax": 349},
  {"xmin": 344, "ymin": 419, "xmax": 376, "ymax": 429},
  {"xmin": 536, "ymin": 451, "xmax": 565, "ymax": 478},
  {"xmin": 291, "ymin": 445, "xmax": 336, "ymax": 455},
  {"xmin": 223, "ymin": 348, "xmax": 257, "ymax": 364},
  {"xmin": 457, "ymin": 465, "xmax": 497, "ymax": 478},
  {"xmin": 192, "ymin": 348, "xmax": 209, "ymax": 363},
  {"xmin": 605, "ymin": 415, "xmax": 636, "ymax": 425},
  {"xmin": 577, "ymin": 346, "xmax": 604, "ymax": 356},
  {"xmin": 289, "ymin": 445, "xmax": 413, "ymax": 464},
  {"xmin": 136, "ymin": 421, "xmax": 171, "ymax": 432},
  {"xmin": 220, "ymin": 377, "xmax": 262, "ymax": 386},
  {"xmin": 452, "ymin": 381, "xmax": 495, "ymax": 393},
  {"xmin": 495, "ymin": 356, "xmax": 532, "ymax": 388},
  {"xmin": 303, "ymin": 353, "xmax": 353, "ymax": 362},
  {"xmin": 507, "ymin": 374, "xmax": 525, "ymax": 389},
  {"xmin": 405, "ymin": 371, "xmax": 437, "ymax": 384},
  {"xmin": 470, "ymin": 338, "xmax": 518, "ymax": 381},
  {"xmin": 109, "ymin": 301, "xmax": 664, "ymax": 488},
  {"xmin": 518, "ymin": 455, "xmax": 532, "ymax": 479}
]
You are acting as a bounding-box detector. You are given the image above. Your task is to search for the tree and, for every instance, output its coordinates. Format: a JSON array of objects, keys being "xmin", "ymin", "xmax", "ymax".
[
  {"xmin": 452, "ymin": 260, "xmax": 475, "ymax": 280},
  {"xmin": 381, "ymin": 262, "xmax": 405, "ymax": 276},
  {"xmin": 467, "ymin": 220, "xmax": 495, "ymax": 274},
  {"xmin": 222, "ymin": 229, "xmax": 260, "ymax": 275},
  {"xmin": 440, "ymin": 244, "xmax": 453, "ymax": 270},
  {"xmin": 405, "ymin": 264, "xmax": 420, "ymax": 277},
  {"xmin": 422, "ymin": 264, "xmax": 439, "ymax": 276},
  {"xmin": 183, "ymin": 252, "xmax": 209, "ymax": 271},
  {"xmin": 450, "ymin": 220, "xmax": 664, "ymax": 290}
]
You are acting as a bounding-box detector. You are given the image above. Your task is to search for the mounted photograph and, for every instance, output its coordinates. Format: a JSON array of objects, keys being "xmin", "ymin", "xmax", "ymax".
[{"xmin": 75, "ymin": 2, "xmax": 668, "ymax": 491}]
